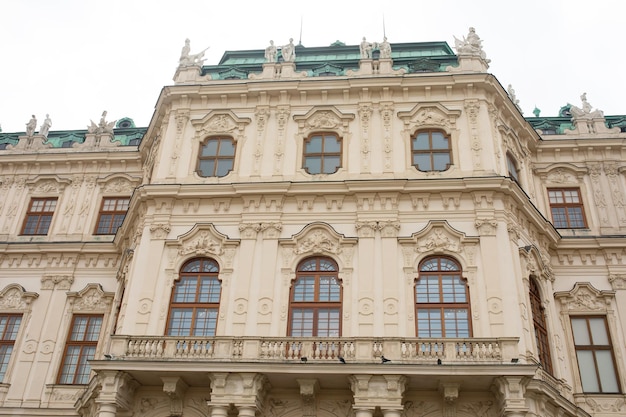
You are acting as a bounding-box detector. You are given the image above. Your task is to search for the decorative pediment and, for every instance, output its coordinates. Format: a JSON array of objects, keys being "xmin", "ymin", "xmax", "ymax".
[
  {"xmin": 519, "ymin": 245, "xmax": 554, "ymax": 281},
  {"xmin": 397, "ymin": 102, "xmax": 461, "ymax": 131},
  {"xmin": 0, "ymin": 284, "xmax": 38, "ymax": 311},
  {"xmin": 190, "ymin": 111, "xmax": 251, "ymax": 140},
  {"xmin": 555, "ymin": 282, "xmax": 615, "ymax": 313},
  {"xmin": 293, "ymin": 107, "xmax": 355, "ymax": 136},
  {"xmin": 311, "ymin": 63, "xmax": 344, "ymax": 77},
  {"xmin": 26, "ymin": 175, "xmax": 71, "ymax": 195},
  {"xmin": 67, "ymin": 283, "xmax": 114, "ymax": 312},
  {"xmin": 279, "ymin": 222, "xmax": 357, "ymax": 269},
  {"xmin": 97, "ymin": 173, "xmax": 141, "ymax": 194},
  {"xmin": 534, "ymin": 163, "xmax": 587, "ymax": 183},
  {"xmin": 218, "ymin": 67, "xmax": 248, "ymax": 80},
  {"xmin": 398, "ymin": 220, "xmax": 479, "ymax": 268},
  {"xmin": 165, "ymin": 223, "xmax": 240, "ymax": 270}
]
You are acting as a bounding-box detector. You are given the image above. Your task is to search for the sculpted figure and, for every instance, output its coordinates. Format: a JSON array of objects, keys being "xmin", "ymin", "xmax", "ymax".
[
  {"xmin": 454, "ymin": 27, "xmax": 489, "ymax": 61},
  {"xmin": 88, "ymin": 110, "xmax": 116, "ymax": 134},
  {"xmin": 179, "ymin": 38, "xmax": 208, "ymax": 67},
  {"xmin": 360, "ymin": 37, "xmax": 372, "ymax": 59},
  {"xmin": 265, "ymin": 40, "xmax": 277, "ymax": 63},
  {"xmin": 570, "ymin": 92, "xmax": 604, "ymax": 119},
  {"xmin": 26, "ymin": 115, "xmax": 37, "ymax": 136},
  {"xmin": 40, "ymin": 114, "xmax": 52, "ymax": 137},
  {"xmin": 379, "ymin": 36, "xmax": 391, "ymax": 59},
  {"xmin": 281, "ymin": 38, "xmax": 296, "ymax": 62}
]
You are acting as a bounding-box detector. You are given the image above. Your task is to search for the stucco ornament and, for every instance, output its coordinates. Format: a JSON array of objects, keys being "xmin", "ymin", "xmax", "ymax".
[
  {"xmin": 68, "ymin": 284, "xmax": 114, "ymax": 312},
  {"xmin": 555, "ymin": 282, "xmax": 614, "ymax": 312},
  {"xmin": 295, "ymin": 230, "xmax": 341, "ymax": 255},
  {"xmin": 0, "ymin": 284, "xmax": 38, "ymax": 310}
]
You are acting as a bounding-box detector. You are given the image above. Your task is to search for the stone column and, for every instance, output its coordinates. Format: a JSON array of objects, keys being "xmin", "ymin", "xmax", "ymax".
[
  {"xmin": 493, "ymin": 376, "xmax": 528, "ymax": 417},
  {"xmin": 209, "ymin": 405, "xmax": 229, "ymax": 417},
  {"xmin": 381, "ymin": 408, "xmax": 403, "ymax": 417},
  {"xmin": 237, "ymin": 405, "xmax": 257, "ymax": 417},
  {"xmin": 354, "ymin": 408, "xmax": 375, "ymax": 417},
  {"xmin": 96, "ymin": 402, "xmax": 118, "ymax": 417}
]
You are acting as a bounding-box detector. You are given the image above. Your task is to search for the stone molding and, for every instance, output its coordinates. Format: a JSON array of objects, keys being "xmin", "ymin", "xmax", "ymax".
[
  {"xmin": 0, "ymin": 284, "xmax": 38, "ymax": 311},
  {"xmin": 554, "ymin": 282, "xmax": 614, "ymax": 313}
]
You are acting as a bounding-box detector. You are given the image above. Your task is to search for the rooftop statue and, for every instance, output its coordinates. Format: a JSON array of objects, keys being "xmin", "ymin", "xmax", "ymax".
[
  {"xmin": 88, "ymin": 111, "xmax": 116, "ymax": 134},
  {"xmin": 281, "ymin": 38, "xmax": 296, "ymax": 62},
  {"xmin": 360, "ymin": 37, "xmax": 372, "ymax": 59},
  {"xmin": 179, "ymin": 38, "xmax": 208, "ymax": 67},
  {"xmin": 265, "ymin": 40, "xmax": 277, "ymax": 63},
  {"xmin": 454, "ymin": 27, "xmax": 489, "ymax": 62},
  {"xmin": 379, "ymin": 37, "xmax": 392, "ymax": 59},
  {"xmin": 40, "ymin": 114, "xmax": 52, "ymax": 138},
  {"xmin": 25, "ymin": 115, "xmax": 37, "ymax": 136},
  {"xmin": 570, "ymin": 93, "xmax": 604, "ymax": 119}
]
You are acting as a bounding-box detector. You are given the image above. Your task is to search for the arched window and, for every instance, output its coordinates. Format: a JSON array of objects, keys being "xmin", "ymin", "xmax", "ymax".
[
  {"xmin": 506, "ymin": 153, "xmax": 520, "ymax": 182},
  {"xmin": 529, "ymin": 278, "xmax": 553, "ymax": 373},
  {"xmin": 197, "ymin": 136, "xmax": 236, "ymax": 177},
  {"xmin": 411, "ymin": 129, "xmax": 452, "ymax": 172},
  {"xmin": 303, "ymin": 133, "xmax": 342, "ymax": 175},
  {"xmin": 289, "ymin": 257, "xmax": 341, "ymax": 337},
  {"xmin": 415, "ymin": 256, "xmax": 471, "ymax": 337},
  {"xmin": 166, "ymin": 258, "xmax": 221, "ymax": 336}
]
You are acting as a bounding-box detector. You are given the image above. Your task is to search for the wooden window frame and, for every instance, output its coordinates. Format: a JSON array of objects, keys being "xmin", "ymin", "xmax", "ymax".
[
  {"xmin": 415, "ymin": 256, "xmax": 472, "ymax": 337},
  {"xmin": 57, "ymin": 315, "xmax": 103, "ymax": 385},
  {"xmin": 288, "ymin": 256, "xmax": 342, "ymax": 337},
  {"xmin": 94, "ymin": 197, "xmax": 130, "ymax": 235},
  {"xmin": 21, "ymin": 197, "xmax": 57, "ymax": 235},
  {"xmin": 411, "ymin": 129, "xmax": 452, "ymax": 172},
  {"xmin": 165, "ymin": 258, "xmax": 221, "ymax": 337},
  {"xmin": 302, "ymin": 133, "xmax": 343, "ymax": 175},
  {"xmin": 529, "ymin": 278, "xmax": 553, "ymax": 374},
  {"xmin": 0, "ymin": 314, "xmax": 22, "ymax": 381},
  {"xmin": 571, "ymin": 316, "xmax": 621, "ymax": 393},
  {"xmin": 547, "ymin": 188, "xmax": 587, "ymax": 229},
  {"xmin": 196, "ymin": 136, "xmax": 236, "ymax": 178}
]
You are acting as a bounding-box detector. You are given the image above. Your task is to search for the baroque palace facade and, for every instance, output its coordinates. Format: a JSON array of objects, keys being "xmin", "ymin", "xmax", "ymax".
[{"xmin": 0, "ymin": 29, "xmax": 626, "ymax": 417}]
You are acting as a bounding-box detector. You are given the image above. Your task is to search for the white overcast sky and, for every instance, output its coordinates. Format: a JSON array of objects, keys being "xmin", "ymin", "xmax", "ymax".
[{"xmin": 1, "ymin": 0, "xmax": 624, "ymax": 133}]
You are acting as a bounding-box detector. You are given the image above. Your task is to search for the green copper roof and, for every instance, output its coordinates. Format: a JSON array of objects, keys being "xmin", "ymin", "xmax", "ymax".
[
  {"xmin": 203, "ymin": 41, "xmax": 458, "ymax": 80},
  {"xmin": 0, "ymin": 126, "xmax": 146, "ymax": 149}
]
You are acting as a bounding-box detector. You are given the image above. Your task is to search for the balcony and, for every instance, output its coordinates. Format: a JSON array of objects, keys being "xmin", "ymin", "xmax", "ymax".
[{"xmin": 109, "ymin": 335, "xmax": 519, "ymax": 364}]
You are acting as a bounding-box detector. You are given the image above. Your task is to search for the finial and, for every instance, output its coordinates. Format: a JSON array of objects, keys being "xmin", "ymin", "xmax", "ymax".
[{"xmin": 533, "ymin": 106, "xmax": 541, "ymax": 117}]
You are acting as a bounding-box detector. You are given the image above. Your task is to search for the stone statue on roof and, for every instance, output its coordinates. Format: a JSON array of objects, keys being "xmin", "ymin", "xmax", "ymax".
[
  {"xmin": 40, "ymin": 114, "xmax": 52, "ymax": 138},
  {"xmin": 379, "ymin": 37, "xmax": 392, "ymax": 59},
  {"xmin": 179, "ymin": 38, "xmax": 208, "ymax": 67},
  {"xmin": 265, "ymin": 40, "xmax": 277, "ymax": 63},
  {"xmin": 88, "ymin": 111, "xmax": 116, "ymax": 134},
  {"xmin": 25, "ymin": 115, "xmax": 37, "ymax": 136},
  {"xmin": 281, "ymin": 38, "xmax": 296, "ymax": 62},
  {"xmin": 360, "ymin": 37, "xmax": 373, "ymax": 59},
  {"xmin": 570, "ymin": 93, "xmax": 604, "ymax": 119},
  {"xmin": 454, "ymin": 27, "xmax": 489, "ymax": 63}
]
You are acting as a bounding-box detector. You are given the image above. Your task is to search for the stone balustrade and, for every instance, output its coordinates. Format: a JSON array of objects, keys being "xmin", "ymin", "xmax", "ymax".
[{"xmin": 109, "ymin": 336, "xmax": 519, "ymax": 364}]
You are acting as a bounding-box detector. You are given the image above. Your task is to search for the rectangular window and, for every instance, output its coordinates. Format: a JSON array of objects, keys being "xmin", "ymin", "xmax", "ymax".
[
  {"xmin": 21, "ymin": 198, "xmax": 57, "ymax": 235},
  {"xmin": 58, "ymin": 315, "xmax": 102, "ymax": 384},
  {"xmin": 0, "ymin": 314, "xmax": 22, "ymax": 381},
  {"xmin": 94, "ymin": 197, "xmax": 130, "ymax": 235},
  {"xmin": 548, "ymin": 188, "xmax": 587, "ymax": 228},
  {"xmin": 571, "ymin": 316, "xmax": 620, "ymax": 393}
]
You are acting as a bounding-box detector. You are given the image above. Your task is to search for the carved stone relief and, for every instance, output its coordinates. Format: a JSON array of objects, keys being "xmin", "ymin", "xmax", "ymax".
[
  {"xmin": 0, "ymin": 284, "xmax": 38, "ymax": 310},
  {"xmin": 67, "ymin": 283, "xmax": 114, "ymax": 312},
  {"xmin": 554, "ymin": 282, "xmax": 614, "ymax": 312}
]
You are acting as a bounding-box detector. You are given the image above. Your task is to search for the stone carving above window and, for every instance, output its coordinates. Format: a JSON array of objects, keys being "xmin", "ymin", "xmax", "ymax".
[
  {"xmin": 190, "ymin": 110, "xmax": 251, "ymax": 141},
  {"xmin": 293, "ymin": 106, "xmax": 355, "ymax": 137},
  {"xmin": 398, "ymin": 102, "xmax": 461, "ymax": 132},
  {"xmin": 0, "ymin": 284, "xmax": 38, "ymax": 311},
  {"xmin": 165, "ymin": 223, "xmax": 240, "ymax": 271},
  {"xmin": 67, "ymin": 283, "xmax": 114, "ymax": 312},
  {"xmin": 97, "ymin": 173, "xmax": 141, "ymax": 194},
  {"xmin": 26, "ymin": 176, "xmax": 71, "ymax": 195},
  {"xmin": 534, "ymin": 163, "xmax": 587, "ymax": 184},
  {"xmin": 399, "ymin": 220, "xmax": 479, "ymax": 268},
  {"xmin": 555, "ymin": 282, "xmax": 614, "ymax": 313},
  {"xmin": 279, "ymin": 222, "xmax": 357, "ymax": 270}
]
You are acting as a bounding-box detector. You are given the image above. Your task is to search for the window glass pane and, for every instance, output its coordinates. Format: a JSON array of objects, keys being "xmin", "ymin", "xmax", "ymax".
[
  {"xmin": 432, "ymin": 153, "xmax": 450, "ymax": 171},
  {"xmin": 323, "ymin": 136, "xmax": 340, "ymax": 152},
  {"xmin": 59, "ymin": 346, "xmax": 81, "ymax": 384},
  {"xmin": 84, "ymin": 317, "xmax": 102, "ymax": 341},
  {"xmin": 577, "ymin": 350, "xmax": 600, "ymax": 392},
  {"xmin": 193, "ymin": 308, "xmax": 218, "ymax": 336},
  {"xmin": 413, "ymin": 133, "xmax": 430, "ymax": 150},
  {"xmin": 202, "ymin": 140, "xmax": 218, "ymax": 156},
  {"xmin": 417, "ymin": 309, "xmax": 442, "ymax": 337},
  {"xmin": 567, "ymin": 207, "xmax": 585, "ymax": 228},
  {"xmin": 431, "ymin": 132, "xmax": 448, "ymax": 149},
  {"xmin": 218, "ymin": 140, "xmax": 235, "ymax": 156},
  {"xmin": 323, "ymin": 156, "xmax": 340, "ymax": 174},
  {"xmin": 548, "ymin": 191, "xmax": 563, "ymax": 203},
  {"xmin": 216, "ymin": 159, "xmax": 233, "ymax": 177},
  {"xmin": 293, "ymin": 277, "xmax": 315, "ymax": 301},
  {"xmin": 571, "ymin": 318, "xmax": 591, "ymax": 345},
  {"xmin": 588, "ymin": 318, "xmax": 609, "ymax": 345},
  {"xmin": 318, "ymin": 259, "xmax": 337, "ymax": 271},
  {"xmin": 551, "ymin": 208, "xmax": 568, "ymax": 228},
  {"xmin": 75, "ymin": 346, "xmax": 96, "ymax": 384},
  {"xmin": 413, "ymin": 154, "xmax": 431, "ymax": 171},
  {"xmin": 305, "ymin": 136, "xmax": 322, "ymax": 153},
  {"xmin": 317, "ymin": 308, "xmax": 340, "ymax": 337},
  {"xmin": 198, "ymin": 278, "xmax": 221, "ymax": 303},
  {"xmin": 319, "ymin": 277, "xmax": 340, "ymax": 302},
  {"xmin": 198, "ymin": 160, "xmax": 215, "ymax": 176},
  {"xmin": 173, "ymin": 277, "xmax": 198, "ymax": 302},
  {"xmin": 290, "ymin": 309, "xmax": 314, "ymax": 337},
  {"xmin": 304, "ymin": 157, "xmax": 321, "ymax": 174},
  {"xmin": 596, "ymin": 350, "xmax": 619, "ymax": 392},
  {"xmin": 168, "ymin": 309, "xmax": 193, "ymax": 336}
]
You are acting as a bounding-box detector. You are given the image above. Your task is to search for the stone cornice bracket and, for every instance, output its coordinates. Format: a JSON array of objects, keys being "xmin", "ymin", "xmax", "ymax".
[
  {"xmin": 149, "ymin": 222, "xmax": 171, "ymax": 240},
  {"xmin": 439, "ymin": 382, "xmax": 460, "ymax": 417},
  {"xmin": 95, "ymin": 371, "xmax": 140, "ymax": 412},
  {"xmin": 208, "ymin": 372, "xmax": 270, "ymax": 410},
  {"xmin": 609, "ymin": 274, "xmax": 626, "ymax": 290},
  {"xmin": 491, "ymin": 376, "xmax": 529, "ymax": 416},
  {"xmin": 297, "ymin": 379, "xmax": 320, "ymax": 417},
  {"xmin": 41, "ymin": 274, "xmax": 74, "ymax": 290},
  {"xmin": 349, "ymin": 374, "xmax": 407, "ymax": 409},
  {"xmin": 162, "ymin": 376, "xmax": 189, "ymax": 417}
]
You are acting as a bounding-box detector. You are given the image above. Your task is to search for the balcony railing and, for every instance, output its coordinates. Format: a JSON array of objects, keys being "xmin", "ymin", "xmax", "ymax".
[{"xmin": 109, "ymin": 336, "xmax": 519, "ymax": 364}]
